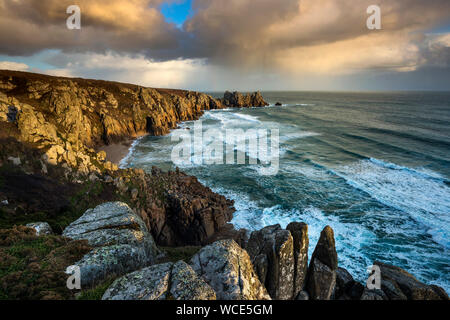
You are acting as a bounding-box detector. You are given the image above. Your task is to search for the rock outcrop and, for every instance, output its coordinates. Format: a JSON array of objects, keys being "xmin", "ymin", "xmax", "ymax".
[
  {"xmin": 190, "ymin": 239, "xmax": 270, "ymax": 300},
  {"xmin": 63, "ymin": 202, "xmax": 160, "ymax": 287},
  {"xmin": 306, "ymin": 226, "xmax": 338, "ymax": 300},
  {"xmin": 25, "ymin": 222, "xmax": 53, "ymax": 235},
  {"xmin": 102, "ymin": 261, "xmax": 216, "ymax": 300},
  {"xmin": 0, "ymin": 70, "xmax": 268, "ymax": 246},
  {"xmin": 333, "ymin": 267, "xmax": 364, "ymax": 300},
  {"xmin": 286, "ymin": 222, "xmax": 309, "ymax": 298},
  {"xmin": 246, "ymin": 225, "xmax": 295, "ymax": 300},
  {"xmin": 221, "ymin": 91, "xmax": 269, "ymax": 108},
  {"xmin": 371, "ymin": 261, "xmax": 449, "ymax": 300}
]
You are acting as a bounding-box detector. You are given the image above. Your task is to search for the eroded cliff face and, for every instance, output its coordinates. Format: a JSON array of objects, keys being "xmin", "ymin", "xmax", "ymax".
[{"xmin": 0, "ymin": 70, "xmax": 266, "ymax": 245}]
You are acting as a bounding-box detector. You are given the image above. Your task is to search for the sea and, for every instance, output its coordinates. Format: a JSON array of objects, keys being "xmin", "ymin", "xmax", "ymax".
[{"xmin": 121, "ymin": 91, "xmax": 450, "ymax": 291}]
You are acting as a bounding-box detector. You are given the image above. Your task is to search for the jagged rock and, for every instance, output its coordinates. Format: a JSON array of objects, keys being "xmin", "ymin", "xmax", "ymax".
[
  {"xmin": 286, "ymin": 222, "xmax": 309, "ymax": 297},
  {"xmin": 275, "ymin": 102, "xmax": 282, "ymax": 106},
  {"xmin": 246, "ymin": 224, "xmax": 295, "ymax": 300},
  {"xmin": 222, "ymin": 91, "xmax": 268, "ymax": 108},
  {"xmin": 190, "ymin": 239, "xmax": 270, "ymax": 300},
  {"xmin": 63, "ymin": 202, "xmax": 159, "ymax": 287},
  {"xmin": 157, "ymin": 175, "xmax": 235, "ymax": 246},
  {"xmin": 306, "ymin": 226, "xmax": 338, "ymax": 300},
  {"xmin": 374, "ymin": 261, "xmax": 447, "ymax": 300},
  {"xmin": 333, "ymin": 267, "xmax": 364, "ymax": 300},
  {"xmin": 26, "ymin": 222, "xmax": 53, "ymax": 235},
  {"xmin": 0, "ymin": 71, "xmax": 268, "ymax": 249},
  {"xmin": 102, "ymin": 261, "xmax": 216, "ymax": 300}
]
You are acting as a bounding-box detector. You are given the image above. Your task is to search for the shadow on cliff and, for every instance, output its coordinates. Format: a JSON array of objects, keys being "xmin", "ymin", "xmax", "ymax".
[{"xmin": 0, "ymin": 137, "xmax": 119, "ymax": 233}]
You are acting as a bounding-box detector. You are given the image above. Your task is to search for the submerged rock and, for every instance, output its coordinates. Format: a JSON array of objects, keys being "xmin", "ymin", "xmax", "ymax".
[
  {"xmin": 63, "ymin": 202, "xmax": 160, "ymax": 287},
  {"xmin": 190, "ymin": 239, "xmax": 270, "ymax": 300},
  {"xmin": 102, "ymin": 261, "xmax": 216, "ymax": 300},
  {"xmin": 306, "ymin": 226, "xmax": 338, "ymax": 300},
  {"xmin": 26, "ymin": 222, "xmax": 53, "ymax": 236}
]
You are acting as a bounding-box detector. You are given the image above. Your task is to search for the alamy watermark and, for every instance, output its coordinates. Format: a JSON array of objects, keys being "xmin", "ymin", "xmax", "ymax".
[
  {"xmin": 65, "ymin": 4, "xmax": 380, "ymax": 31},
  {"xmin": 66, "ymin": 265, "xmax": 81, "ymax": 290},
  {"xmin": 366, "ymin": 265, "xmax": 381, "ymax": 290},
  {"xmin": 367, "ymin": 5, "xmax": 382, "ymax": 30},
  {"xmin": 171, "ymin": 121, "xmax": 280, "ymax": 176},
  {"xmin": 66, "ymin": 5, "xmax": 81, "ymax": 30}
]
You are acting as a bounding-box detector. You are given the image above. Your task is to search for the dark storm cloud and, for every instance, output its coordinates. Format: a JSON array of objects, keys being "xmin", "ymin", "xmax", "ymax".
[{"xmin": 0, "ymin": 0, "xmax": 449, "ymax": 73}]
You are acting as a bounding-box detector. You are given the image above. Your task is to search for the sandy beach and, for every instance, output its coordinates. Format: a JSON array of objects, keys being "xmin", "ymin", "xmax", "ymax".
[{"xmin": 97, "ymin": 138, "xmax": 136, "ymax": 164}]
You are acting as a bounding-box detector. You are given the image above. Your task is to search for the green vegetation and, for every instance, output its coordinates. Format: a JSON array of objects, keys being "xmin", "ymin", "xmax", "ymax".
[
  {"xmin": 160, "ymin": 246, "xmax": 201, "ymax": 263},
  {"xmin": 0, "ymin": 226, "xmax": 91, "ymax": 300},
  {"xmin": 77, "ymin": 277, "xmax": 116, "ymax": 300}
]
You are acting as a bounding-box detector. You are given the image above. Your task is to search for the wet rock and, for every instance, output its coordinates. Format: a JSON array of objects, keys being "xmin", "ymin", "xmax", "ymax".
[
  {"xmin": 374, "ymin": 261, "xmax": 446, "ymax": 300},
  {"xmin": 275, "ymin": 102, "xmax": 282, "ymax": 106},
  {"xmin": 26, "ymin": 222, "xmax": 53, "ymax": 235},
  {"xmin": 246, "ymin": 224, "xmax": 295, "ymax": 300},
  {"xmin": 286, "ymin": 222, "xmax": 309, "ymax": 297},
  {"xmin": 102, "ymin": 261, "xmax": 216, "ymax": 300},
  {"xmin": 190, "ymin": 239, "xmax": 270, "ymax": 300},
  {"xmin": 63, "ymin": 202, "xmax": 160, "ymax": 287},
  {"xmin": 306, "ymin": 226, "xmax": 338, "ymax": 300}
]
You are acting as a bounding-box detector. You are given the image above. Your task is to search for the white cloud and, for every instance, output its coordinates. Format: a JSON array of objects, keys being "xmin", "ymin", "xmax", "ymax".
[
  {"xmin": 42, "ymin": 52, "xmax": 209, "ymax": 89},
  {"xmin": 0, "ymin": 61, "xmax": 29, "ymax": 71}
]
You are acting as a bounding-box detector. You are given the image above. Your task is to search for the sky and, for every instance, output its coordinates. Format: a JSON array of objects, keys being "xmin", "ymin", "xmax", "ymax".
[{"xmin": 0, "ymin": 0, "xmax": 449, "ymax": 91}]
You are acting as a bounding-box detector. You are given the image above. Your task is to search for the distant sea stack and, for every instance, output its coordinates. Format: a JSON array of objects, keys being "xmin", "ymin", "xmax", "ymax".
[{"xmin": 221, "ymin": 91, "xmax": 269, "ymax": 108}]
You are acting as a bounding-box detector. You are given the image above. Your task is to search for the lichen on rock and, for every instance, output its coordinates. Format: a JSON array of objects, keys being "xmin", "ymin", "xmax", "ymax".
[{"xmin": 190, "ymin": 239, "xmax": 270, "ymax": 300}]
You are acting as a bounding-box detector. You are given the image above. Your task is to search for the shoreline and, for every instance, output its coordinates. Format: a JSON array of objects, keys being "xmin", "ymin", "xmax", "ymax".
[{"xmin": 97, "ymin": 138, "xmax": 137, "ymax": 165}]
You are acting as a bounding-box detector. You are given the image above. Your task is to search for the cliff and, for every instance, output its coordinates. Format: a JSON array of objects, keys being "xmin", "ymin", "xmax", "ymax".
[
  {"xmin": 0, "ymin": 70, "xmax": 267, "ymax": 246},
  {"xmin": 0, "ymin": 70, "xmax": 446, "ymax": 301}
]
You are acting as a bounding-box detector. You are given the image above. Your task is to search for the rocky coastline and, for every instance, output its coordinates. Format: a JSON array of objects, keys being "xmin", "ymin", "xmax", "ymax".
[{"xmin": 0, "ymin": 70, "xmax": 447, "ymax": 300}]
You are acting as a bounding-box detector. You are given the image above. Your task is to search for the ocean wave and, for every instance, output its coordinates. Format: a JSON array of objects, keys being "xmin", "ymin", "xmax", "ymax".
[
  {"xmin": 227, "ymin": 194, "xmax": 375, "ymax": 282},
  {"xmin": 332, "ymin": 158, "xmax": 450, "ymax": 248},
  {"xmin": 118, "ymin": 136, "xmax": 146, "ymax": 169}
]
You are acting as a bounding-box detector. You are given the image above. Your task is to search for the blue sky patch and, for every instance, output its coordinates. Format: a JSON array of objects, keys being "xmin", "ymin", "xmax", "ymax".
[{"xmin": 160, "ymin": 0, "xmax": 192, "ymax": 27}]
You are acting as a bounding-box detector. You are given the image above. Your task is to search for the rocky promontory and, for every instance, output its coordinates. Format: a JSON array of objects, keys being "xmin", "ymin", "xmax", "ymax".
[
  {"xmin": 0, "ymin": 70, "xmax": 268, "ymax": 247},
  {"xmin": 0, "ymin": 70, "xmax": 447, "ymax": 300}
]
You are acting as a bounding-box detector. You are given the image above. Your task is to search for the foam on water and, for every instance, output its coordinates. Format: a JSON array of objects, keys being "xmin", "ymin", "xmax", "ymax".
[
  {"xmin": 332, "ymin": 158, "xmax": 450, "ymax": 248},
  {"xmin": 215, "ymin": 184, "xmax": 375, "ymax": 282},
  {"xmin": 119, "ymin": 136, "xmax": 146, "ymax": 169},
  {"xmin": 123, "ymin": 92, "xmax": 450, "ymax": 292}
]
